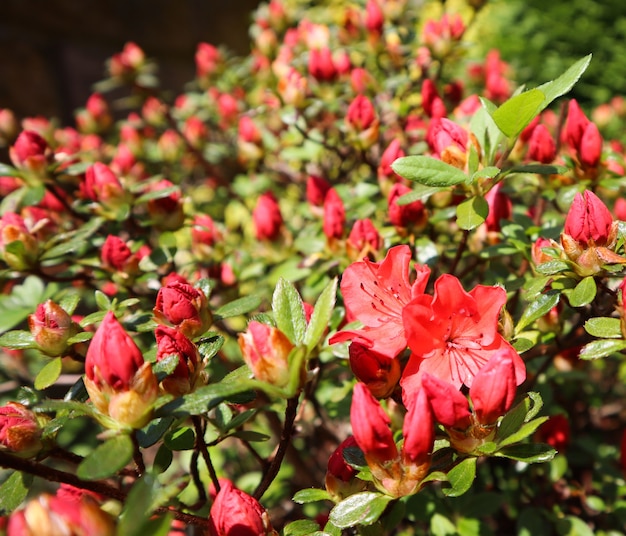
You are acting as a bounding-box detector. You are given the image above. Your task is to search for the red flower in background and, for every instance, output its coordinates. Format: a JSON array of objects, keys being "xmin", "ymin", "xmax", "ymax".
[
  {"xmin": 401, "ymin": 274, "xmax": 525, "ymax": 399},
  {"xmin": 330, "ymin": 245, "xmax": 430, "ymax": 358}
]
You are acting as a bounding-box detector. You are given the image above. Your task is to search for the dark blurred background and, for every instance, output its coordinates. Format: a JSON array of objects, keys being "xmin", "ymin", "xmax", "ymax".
[{"xmin": 0, "ymin": 0, "xmax": 260, "ymax": 124}]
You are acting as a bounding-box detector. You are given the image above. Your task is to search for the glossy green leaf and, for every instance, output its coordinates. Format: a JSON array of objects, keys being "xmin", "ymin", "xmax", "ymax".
[
  {"xmin": 536, "ymin": 54, "xmax": 592, "ymax": 111},
  {"xmin": 396, "ymin": 184, "xmax": 444, "ymax": 205},
  {"xmin": 497, "ymin": 416, "xmax": 549, "ymax": 448},
  {"xmin": 471, "ymin": 166, "xmax": 501, "ymax": 182},
  {"xmin": 496, "ymin": 397, "xmax": 532, "ymax": 443},
  {"xmin": 566, "ymin": 276, "xmax": 596, "ymax": 307},
  {"xmin": 0, "ymin": 472, "xmax": 33, "ymax": 515},
  {"xmin": 495, "ymin": 442, "xmax": 556, "ymax": 463},
  {"xmin": 293, "ymin": 488, "xmax": 333, "ymax": 504},
  {"xmin": 137, "ymin": 417, "xmax": 175, "ymax": 448},
  {"xmin": 197, "ymin": 333, "xmax": 225, "ymax": 360},
  {"xmin": 555, "ymin": 516, "xmax": 596, "ymax": 536},
  {"xmin": 118, "ymin": 474, "xmax": 170, "ymax": 536},
  {"xmin": 472, "ymin": 100, "xmax": 505, "ymax": 162},
  {"xmin": 94, "ymin": 290, "xmax": 111, "ymax": 311},
  {"xmin": 507, "ymin": 164, "xmax": 569, "ymax": 175},
  {"xmin": 214, "ymin": 295, "xmax": 261, "ymax": 320},
  {"xmin": 535, "ymin": 261, "xmax": 571, "ymax": 275},
  {"xmin": 163, "ymin": 426, "xmax": 195, "ymax": 450},
  {"xmin": 0, "ymin": 330, "xmax": 37, "ymax": 350},
  {"xmin": 579, "ymin": 339, "xmax": 626, "ymax": 360},
  {"xmin": 516, "ymin": 291, "xmax": 560, "ymax": 333},
  {"xmin": 430, "ymin": 513, "xmax": 457, "ymax": 536},
  {"xmin": 329, "ymin": 492, "xmax": 393, "ymax": 528},
  {"xmin": 304, "ymin": 277, "xmax": 337, "ymax": 352},
  {"xmin": 77, "ymin": 434, "xmax": 134, "ymax": 480},
  {"xmin": 443, "ymin": 457, "xmax": 476, "ymax": 497},
  {"xmin": 284, "ymin": 520, "xmax": 322, "ymax": 536},
  {"xmin": 392, "ymin": 155, "xmax": 469, "ymax": 187},
  {"xmin": 231, "ymin": 430, "xmax": 270, "ymax": 442},
  {"xmin": 584, "ymin": 317, "xmax": 622, "ymax": 338},
  {"xmin": 273, "ymin": 278, "xmax": 307, "ymax": 345},
  {"xmin": 456, "ymin": 195, "xmax": 489, "ymax": 231},
  {"xmin": 34, "ymin": 357, "xmax": 62, "ymax": 390},
  {"xmin": 491, "ymin": 89, "xmax": 545, "ymax": 138}
]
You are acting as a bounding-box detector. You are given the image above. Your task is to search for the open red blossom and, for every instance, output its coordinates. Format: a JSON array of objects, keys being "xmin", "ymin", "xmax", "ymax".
[
  {"xmin": 401, "ymin": 274, "xmax": 525, "ymax": 399},
  {"xmin": 330, "ymin": 245, "xmax": 430, "ymax": 358}
]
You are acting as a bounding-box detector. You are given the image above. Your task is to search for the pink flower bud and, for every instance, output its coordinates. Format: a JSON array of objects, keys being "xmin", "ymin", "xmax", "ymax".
[
  {"xmin": 365, "ymin": 0, "xmax": 384, "ymax": 36},
  {"xmin": 531, "ymin": 237, "xmax": 558, "ymax": 266},
  {"xmin": 157, "ymin": 129, "xmax": 185, "ymax": 162},
  {"xmin": 323, "ymin": 188, "xmax": 346, "ymax": 240},
  {"xmin": 421, "ymin": 79, "xmax": 441, "ymax": 118},
  {"xmin": 346, "ymin": 95, "xmax": 377, "ymax": 132},
  {"xmin": 350, "ymin": 382, "xmax": 398, "ymax": 466},
  {"xmin": 306, "ymin": 175, "xmax": 332, "ymax": 207},
  {"xmin": 308, "ymin": 47, "xmax": 337, "ymax": 81},
  {"xmin": 350, "ymin": 67, "xmax": 375, "ymax": 94},
  {"xmin": 155, "ymin": 325, "xmax": 204, "ymax": 396},
  {"xmin": 253, "ymin": 192, "xmax": 284, "ymax": 241},
  {"xmin": 191, "ymin": 215, "xmax": 220, "ymax": 248},
  {"xmin": 277, "ymin": 68, "xmax": 308, "ymax": 107},
  {"xmin": 484, "ymin": 183, "xmax": 512, "ymax": 233},
  {"xmin": 325, "ymin": 436, "xmax": 368, "ymax": 501},
  {"xmin": 564, "ymin": 99, "xmax": 591, "ymax": 151},
  {"xmin": 402, "ymin": 388, "xmax": 434, "ymax": 467},
  {"xmin": 183, "ymin": 116, "xmax": 208, "ymax": 148},
  {"xmin": 421, "ymin": 373, "xmax": 472, "ymax": 429},
  {"xmin": 378, "ymin": 139, "xmax": 406, "ymax": 181},
  {"xmin": 208, "ymin": 480, "xmax": 277, "ymax": 536},
  {"xmin": 101, "ymin": 235, "xmax": 133, "ymax": 272},
  {"xmin": 195, "ymin": 42, "xmax": 221, "ymax": 81},
  {"xmin": 347, "ymin": 219, "xmax": 381, "ymax": 254},
  {"xmin": 579, "ymin": 122, "xmax": 603, "ymax": 168},
  {"xmin": 427, "ymin": 117, "xmax": 469, "ymax": 169},
  {"xmin": 108, "ymin": 41, "xmax": 145, "ymax": 80},
  {"xmin": 388, "ymin": 183, "xmax": 427, "ymax": 228},
  {"xmin": 154, "ymin": 281, "xmax": 212, "ymax": 339},
  {"xmin": 9, "ymin": 130, "xmax": 49, "ymax": 175},
  {"xmin": 83, "ymin": 162, "xmax": 128, "ymax": 210},
  {"xmin": 421, "ymin": 14, "xmax": 465, "ymax": 58},
  {"xmin": 469, "ymin": 351, "xmax": 518, "ymax": 425},
  {"xmin": 28, "ymin": 300, "xmax": 75, "ymax": 357},
  {"xmin": 349, "ymin": 343, "xmax": 401, "ymax": 399},
  {"xmin": 0, "ymin": 402, "xmax": 43, "ymax": 457},
  {"xmin": 563, "ymin": 190, "xmax": 614, "ymax": 247},
  {"xmin": 527, "ymin": 124, "xmax": 556, "ymax": 163},
  {"xmin": 238, "ymin": 321, "xmax": 294, "ymax": 387}
]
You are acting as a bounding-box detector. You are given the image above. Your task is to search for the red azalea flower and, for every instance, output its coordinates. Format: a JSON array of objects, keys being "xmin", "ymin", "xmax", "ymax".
[
  {"xmin": 330, "ymin": 245, "xmax": 430, "ymax": 358},
  {"xmin": 401, "ymin": 274, "xmax": 525, "ymax": 399}
]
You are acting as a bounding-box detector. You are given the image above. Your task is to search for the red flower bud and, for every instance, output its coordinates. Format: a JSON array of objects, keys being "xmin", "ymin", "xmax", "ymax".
[
  {"xmin": 155, "ymin": 325, "xmax": 204, "ymax": 396},
  {"xmin": 563, "ymin": 190, "xmax": 614, "ymax": 247},
  {"xmin": 469, "ymin": 351, "xmax": 517, "ymax": 425},
  {"xmin": 306, "ymin": 175, "xmax": 332, "ymax": 207},
  {"xmin": 191, "ymin": 215, "xmax": 221, "ymax": 249},
  {"xmin": 579, "ymin": 122, "xmax": 603, "ymax": 168},
  {"xmin": 9, "ymin": 130, "xmax": 49, "ymax": 175},
  {"xmin": 349, "ymin": 343, "xmax": 401, "ymax": 399},
  {"xmin": 365, "ymin": 0, "xmax": 384, "ymax": 35},
  {"xmin": 378, "ymin": 139, "xmax": 406, "ymax": 181},
  {"xmin": 347, "ymin": 219, "xmax": 381, "ymax": 254},
  {"xmin": 0, "ymin": 402, "xmax": 43, "ymax": 457},
  {"xmin": 421, "ymin": 373, "xmax": 472, "ymax": 429},
  {"xmin": 388, "ymin": 183, "xmax": 426, "ymax": 228},
  {"xmin": 145, "ymin": 179, "xmax": 185, "ymax": 231},
  {"xmin": 564, "ymin": 99, "xmax": 591, "ymax": 151},
  {"xmin": 208, "ymin": 480, "xmax": 277, "ymax": 536},
  {"xmin": 427, "ymin": 117, "xmax": 469, "ymax": 169},
  {"xmin": 154, "ymin": 281, "xmax": 212, "ymax": 339},
  {"xmin": 83, "ymin": 162, "xmax": 128, "ymax": 211},
  {"xmin": 108, "ymin": 41, "xmax": 145, "ymax": 80},
  {"xmin": 308, "ymin": 47, "xmax": 337, "ymax": 81},
  {"xmin": 535, "ymin": 414, "xmax": 570, "ymax": 453},
  {"xmin": 238, "ymin": 321, "xmax": 294, "ymax": 387},
  {"xmin": 346, "ymin": 95, "xmax": 377, "ymax": 132},
  {"xmin": 101, "ymin": 235, "xmax": 133, "ymax": 272},
  {"xmin": 527, "ymin": 124, "xmax": 556, "ymax": 164},
  {"xmin": 325, "ymin": 435, "xmax": 368, "ymax": 501},
  {"xmin": 484, "ymin": 183, "xmax": 512, "ymax": 233},
  {"xmin": 323, "ymin": 188, "xmax": 346, "ymax": 240},
  {"xmin": 195, "ymin": 42, "xmax": 221, "ymax": 81},
  {"xmin": 253, "ymin": 192, "xmax": 284, "ymax": 241},
  {"xmin": 28, "ymin": 300, "xmax": 75, "ymax": 357},
  {"xmin": 402, "ymin": 387, "xmax": 434, "ymax": 467}
]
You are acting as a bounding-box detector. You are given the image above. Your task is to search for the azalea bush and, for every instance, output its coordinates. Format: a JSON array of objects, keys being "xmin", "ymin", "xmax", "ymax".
[{"xmin": 1, "ymin": 0, "xmax": 626, "ymax": 534}]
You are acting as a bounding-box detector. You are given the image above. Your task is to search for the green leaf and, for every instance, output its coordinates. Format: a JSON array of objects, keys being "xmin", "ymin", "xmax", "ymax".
[
  {"xmin": 0, "ymin": 163, "xmax": 21, "ymax": 177},
  {"xmin": 163, "ymin": 426, "xmax": 195, "ymax": 450},
  {"xmin": 495, "ymin": 442, "xmax": 556, "ymax": 463},
  {"xmin": 153, "ymin": 354, "xmax": 179, "ymax": 381},
  {"xmin": 137, "ymin": 417, "xmax": 175, "ymax": 448},
  {"xmin": 272, "ymin": 278, "xmax": 307, "ymax": 345},
  {"xmin": 584, "ymin": 317, "xmax": 622, "ymax": 338},
  {"xmin": 536, "ymin": 54, "xmax": 592, "ymax": 112},
  {"xmin": 443, "ymin": 457, "xmax": 476, "ymax": 497},
  {"xmin": 535, "ymin": 261, "xmax": 571, "ymax": 275},
  {"xmin": 329, "ymin": 492, "xmax": 393, "ymax": 528},
  {"xmin": 213, "ymin": 295, "xmax": 261, "ymax": 320},
  {"xmin": 77, "ymin": 434, "xmax": 134, "ymax": 480},
  {"xmin": 496, "ymin": 397, "xmax": 532, "ymax": 443},
  {"xmin": 304, "ymin": 277, "xmax": 337, "ymax": 352},
  {"xmin": 471, "ymin": 166, "xmax": 501, "ymax": 183},
  {"xmin": 34, "ymin": 357, "xmax": 62, "ymax": 390},
  {"xmin": 497, "ymin": 416, "xmax": 549, "ymax": 448},
  {"xmin": 516, "ymin": 291, "xmax": 560, "ymax": 333},
  {"xmin": 517, "ymin": 507, "xmax": 551, "ymax": 536},
  {"xmin": 284, "ymin": 520, "xmax": 321, "ymax": 536},
  {"xmin": 555, "ymin": 516, "xmax": 595, "ymax": 536},
  {"xmin": 507, "ymin": 164, "xmax": 569, "ymax": 175},
  {"xmin": 472, "ymin": 100, "xmax": 505, "ymax": 163},
  {"xmin": 430, "ymin": 513, "xmax": 457, "ymax": 536},
  {"xmin": 566, "ymin": 276, "xmax": 596, "ymax": 307},
  {"xmin": 579, "ymin": 339, "xmax": 626, "ymax": 360},
  {"xmin": 396, "ymin": 184, "xmax": 444, "ymax": 205},
  {"xmin": 491, "ymin": 89, "xmax": 545, "ymax": 138},
  {"xmin": 391, "ymin": 156, "xmax": 469, "ymax": 187},
  {"xmin": 197, "ymin": 333, "xmax": 225, "ymax": 360},
  {"xmin": 525, "ymin": 392, "xmax": 544, "ymax": 422},
  {"xmin": 94, "ymin": 290, "xmax": 112, "ymax": 311},
  {"xmin": 456, "ymin": 196, "xmax": 489, "ymax": 231},
  {"xmin": 0, "ymin": 472, "xmax": 33, "ymax": 515},
  {"xmin": 118, "ymin": 474, "xmax": 169, "ymax": 536},
  {"xmin": 293, "ymin": 488, "xmax": 333, "ymax": 504},
  {"xmin": 0, "ymin": 330, "xmax": 37, "ymax": 350},
  {"xmin": 0, "ymin": 276, "xmax": 52, "ymax": 332},
  {"xmin": 231, "ymin": 430, "xmax": 270, "ymax": 442},
  {"xmin": 134, "ymin": 184, "xmax": 180, "ymax": 204}
]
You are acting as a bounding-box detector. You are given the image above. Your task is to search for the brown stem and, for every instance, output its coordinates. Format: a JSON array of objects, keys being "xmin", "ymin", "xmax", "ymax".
[
  {"xmin": 449, "ymin": 229, "xmax": 470, "ymax": 278},
  {"xmin": 190, "ymin": 449, "xmax": 208, "ymax": 506},
  {"xmin": 192, "ymin": 415, "xmax": 220, "ymax": 494},
  {"xmin": 253, "ymin": 395, "xmax": 299, "ymax": 500},
  {"xmin": 131, "ymin": 433, "xmax": 145, "ymax": 476}
]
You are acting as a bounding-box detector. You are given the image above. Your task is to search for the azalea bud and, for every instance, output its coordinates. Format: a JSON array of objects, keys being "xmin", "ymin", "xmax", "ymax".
[
  {"xmin": 527, "ymin": 124, "xmax": 556, "ymax": 163},
  {"xmin": 421, "ymin": 13, "xmax": 465, "ymax": 59},
  {"xmin": 145, "ymin": 179, "xmax": 185, "ymax": 231},
  {"xmin": 308, "ymin": 47, "xmax": 337, "ymax": 81},
  {"xmin": 532, "ymin": 237, "xmax": 559, "ymax": 266},
  {"xmin": 84, "ymin": 311, "xmax": 157, "ymax": 429},
  {"xmin": 469, "ymin": 352, "xmax": 518, "ymax": 426},
  {"xmin": 28, "ymin": 300, "xmax": 76, "ymax": 357},
  {"xmin": 253, "ymin": 191, "xmax": 284, "ymax": 241},
  {"xmin": 0, "ymin": 108, "xmax": 18, "ymax": 146},
  {"xmin": 347, "ymin": 219, "xmax": 381, "ymax": 256},
  {"xmin": 191, "ymin": 215, "xmax": 221, "ymax": 258},
  {"xmin": 0, "ymin": 212, "xmax": 39, "ymax": 270},
  {"xmin": 76, "ymin": 93, "xmax": 112, "ymax": 133},
  {"xmin": 345, "ymin": 95, "xmax": 379, "ymax": 149},
  {"xmin": 323, "ymin": 188, "xmax": 346, "ymax": 241},
  {"xmin": 350, "ymin": 67, "xmax": 375, "ymax": 94},
  {"xmin": 401, "ymin": 388, "xmax": 434, "ymax": 485},
  {"xmin": 349, "ymin": 343, "xmax": 401, "ymax": 398},
  {"xmin": 155, "ymin": 325, "xmax": 205, "ymax": 396},
  {"xmin": 325, "ymin": 436, "xmax": 367, "ymax": 501},
  {"xmin": 564, "ymin": 99, "xmax": 591, "ymax": 151},
  {"xmin": 0, "ymin": 402, "xmax": 43, "ymax": 458},
  {"xmin": 157, "ymin": 129, "xmax": 185, "ymax": 163},
  {"xmin": 238, "ymin": 321, "xmax": 294, "ymax": 387},
  {"xmin": 306, "ymin": 175, "xmax": 331, "ymax": 207},
  {"xmin": 208, "ymin": 480, "xmax": 277, "ymax": 536},
  {"xmin": 154, "ymin": 281, "xmax": 212, "ymax": 339},
  {"xmin": 7, "ymin": 492, "xmax": 115, "ymax": 536},
  {"xmin": 484, "ymin": 183, "xmax": 512, "ymax": 234},
  {"xmin": 365, "ymin": 0, "xmax": 384, "ymax": 37},
  {"xmin": 83, "ymin": 162, "xmax": 130, "ymax": 215},
  {"xmin": 108, "ymin": 41, "xmax": 145, "ymax": 81},
  {"xmin": 277, "ymin": 68, "xmax": 308, "ymax": 108},
  {"xmin": 237, "ymin": 116, "xmax": 264, "ymax": 165},
  {"xmin": 9, "ymin": 130, "xmax": 50, "ymax": 177},
  {"xmin": 579, "ymin": 122, "xmax": 603, "ymax": 168},
  {"xmin": 378, "ymin": 139, "xmax": 406, "ymax": 183},
  {"xmin": 535, "ymin": 414, "xmax": 570, "ymax": 453},
  {"xmin": 388, "ymin": 183, "xmax": 427, "ymax": 229},
  {"xmin": 563, "ymin": 190, "xmax": 615, "ymax": 248},
  {"xmin": 427, "ymin": 118, "xmax": 469, "ymax": 169},
  {"xmin": 421, "ymin": 79, "xmax": 441, "ymax": 118},
  {"xmin": 195, "ymin": 42, "xmax": 221, "ymax": 82},
  {"xmin": 421, "ymin": 373, "xmax": 472, "ymax": 430},
  {"xmin": 101, "ymin": 235, "xmax": 133, "ymax": 272},
  {"xmin": 183, "ymin": 116, "xmax": 208, "ymax": 149}
]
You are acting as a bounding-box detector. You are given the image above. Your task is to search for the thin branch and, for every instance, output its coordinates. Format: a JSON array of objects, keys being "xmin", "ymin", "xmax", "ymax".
[
  {"xmin": 192, "ymin": 415, "xmax": 220, "ymax": 494},
  {"xmin": 131, "ymin": 433, "xmax": 145, "ymax": 476}
]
